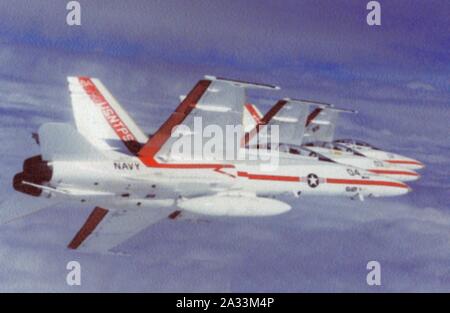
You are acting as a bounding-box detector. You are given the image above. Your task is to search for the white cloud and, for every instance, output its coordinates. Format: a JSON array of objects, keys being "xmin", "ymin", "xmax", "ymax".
[
  {"xmin": 0, "ymin": 8, "xmax": 449, "ymax": 291},
  {"xmin": 406, "ymin": 81, "xmax": 436, "ymax": 91}
]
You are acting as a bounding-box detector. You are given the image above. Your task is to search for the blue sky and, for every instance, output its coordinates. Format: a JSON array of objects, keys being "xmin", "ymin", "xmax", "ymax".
[{"xmin": 0, "ymin": 0, "xmax": 449, "ymax": 291}]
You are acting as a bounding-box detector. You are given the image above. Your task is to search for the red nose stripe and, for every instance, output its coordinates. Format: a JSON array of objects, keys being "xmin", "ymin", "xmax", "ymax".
[
  {"xmin": 385, "ymin": 160, "xmax": 423, "ymax": 166},
  {"xmin": 326, "ymin": 178, "xmax": 409, "ymax": 189},
  {"xmin": 368, "ymin": 169, "xmax": 419, "ymax": 176}
]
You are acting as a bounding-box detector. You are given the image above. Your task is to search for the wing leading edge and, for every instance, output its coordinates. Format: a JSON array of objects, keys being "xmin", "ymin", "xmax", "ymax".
[
  {"xmin": 138, "ymin": 76, "xmax": 280, "ymax": 165},
  {"xmin": 68, "ymin": 200, "xmax": 175, "ymax": 253}
]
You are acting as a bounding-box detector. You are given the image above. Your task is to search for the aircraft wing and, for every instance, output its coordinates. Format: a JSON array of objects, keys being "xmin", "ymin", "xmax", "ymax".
[
  {"xmin": 68, "ymin": 192, "xmax": 291, "ymax": 253},
  {"xmin": 244, "ymin": 98, "xmax": 312, "ymax": 147},
  {"xmin": 242, "ymin": 103, "xmax": 263, "ymax": 132},
  {"xmin": 138, "ymin": 76, "xmax": 279, "ymax": 164},
  {"xmin": 68, "ymin": 200, "xmax": 175, "ymax": 253}
]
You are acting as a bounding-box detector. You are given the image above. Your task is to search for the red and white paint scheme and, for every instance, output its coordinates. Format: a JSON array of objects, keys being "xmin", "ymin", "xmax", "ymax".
[
  {"xmin": 300, "ymin": 103, "xmax": 424, "ymax": 171},
  {"xmin": 5, "ymin": 76, "xmax": 410, "ymax": 253},
  {"xmin": 302, "ymin": 142, "xmax": 420, "ymax": 182},
  {"xmin": 333, "ymin": 139, "xmax": 424, "ymax": 170},
  {"xmin": 243, "ymin": 103, "xmax": 263, "ymax": 132},
  {"xmin": 243, "ymin": 101, "xmax": 422, "ymax": 181}
]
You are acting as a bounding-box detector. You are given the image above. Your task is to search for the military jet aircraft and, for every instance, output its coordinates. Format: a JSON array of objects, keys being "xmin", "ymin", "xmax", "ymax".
[
  {"xmin": 243, "ymin": 100, "xmax": 421, "ymax": 181},
  {"xmin": 303, "ymin": 103, "xmax": 424, "ymax": 170},
  {"xmin": 3, "ymin": 76, "xmax": 410, "ymax": 253},
  {"xmin": 333, "ymin": 139, "xmax": 424, "ymax": 170}
]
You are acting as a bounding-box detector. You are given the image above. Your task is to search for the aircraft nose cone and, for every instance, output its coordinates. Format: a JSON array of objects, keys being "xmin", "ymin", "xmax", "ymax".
[
  {"xmin": 397, "ymin": 182, "xmax": 411, "ymax": 196},
  {"xmin": 414, "ymin": 160, "xmax": 425, "ymax": 170},
  {"xmin": 406, "ymin": 158, "xmax": 425, "ymax": 170},
  {"xmin": 386, "ymin": 156, "xmax": 424, "ymax": 170},
  {"xmin": 384, "ymin": 179, "xmax": 411, "ymax": 196},
  {"xmin": 368, "ymin": 168, "xmax": 421, "ymax": 182},
  {"xmin": 405, "ymin": 158, "xmax": 424, "ymax": 170},
  {"xmin": 402, "ymin": 169, "xmax": 421, "ymax": 181}
]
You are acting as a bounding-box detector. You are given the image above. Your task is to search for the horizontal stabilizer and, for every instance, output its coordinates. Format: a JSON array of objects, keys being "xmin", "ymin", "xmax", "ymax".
[
  {"xmin": 0, "ymin": 194, "xmax": 59, "ymax": 224},
  {"xmin": 39, "ymin": 123, "xmax": 107, "ymax": 161}
]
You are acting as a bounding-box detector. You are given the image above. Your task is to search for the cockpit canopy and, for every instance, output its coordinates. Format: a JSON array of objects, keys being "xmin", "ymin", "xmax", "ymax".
[
  {"xmin": 333, "ymin": 139, "xmax": 380, "ymax": 150},
  {"xmin": 246, "ymin": 143, "xmax": 336, "ymax": 163},
  {"xmin": 303, "ymin": 141, "xmax": 366, "ymax": 156},
  {"xmin": 304, "ymin": 141, "xmax": 340, "ymax": 149}
]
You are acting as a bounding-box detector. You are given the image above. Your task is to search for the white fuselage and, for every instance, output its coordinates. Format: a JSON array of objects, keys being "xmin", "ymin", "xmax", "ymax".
[
  {"xmin": 44, "ymin": 151, "xmax": 410, "ymax": 210},
  {"xmin": 305, "ymin": 146, "xmax": 420, "ymax": 182},
  {"xmin": 337, "ymin": 143, "xmax": 424, "ymax": 170}
]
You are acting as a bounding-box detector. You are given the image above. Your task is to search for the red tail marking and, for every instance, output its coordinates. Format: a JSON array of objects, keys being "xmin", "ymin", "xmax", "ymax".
[
  {"xmin": 78, "ymin": 77, "xmax": 141, "ymax": 154},
  {"xmin": 79, "ymin": 77, "xmax": 234, "ymax": 173}
]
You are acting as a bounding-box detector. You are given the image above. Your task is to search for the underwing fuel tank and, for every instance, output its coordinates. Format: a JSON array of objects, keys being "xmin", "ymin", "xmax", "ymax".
[
  {"xmin": 13, "ymin": 155, "xmax": 53, "ymax": 197},
  {"xmin": 178, "ymin": 194, "xmax": 291, "ymax": 216}
]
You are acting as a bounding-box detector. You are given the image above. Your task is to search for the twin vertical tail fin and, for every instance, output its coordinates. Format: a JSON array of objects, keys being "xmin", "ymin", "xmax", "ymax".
[{"xmin": 67, "ymin": 77, "xmax": 148, "ymax": 155}]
